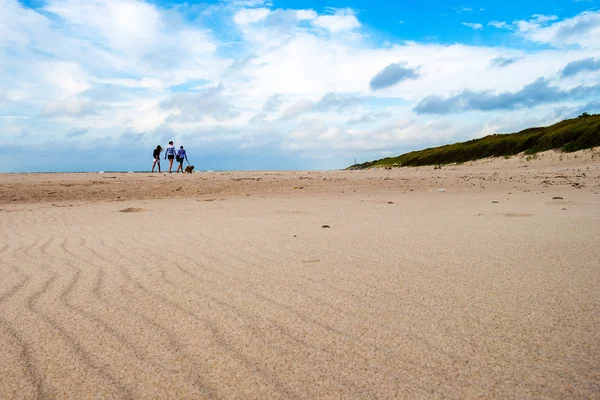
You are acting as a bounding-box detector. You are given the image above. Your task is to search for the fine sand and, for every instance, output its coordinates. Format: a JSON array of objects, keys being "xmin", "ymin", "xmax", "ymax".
[{"xmin": 1, "ymin": 149, "xmax": 600, "ymax": 398}]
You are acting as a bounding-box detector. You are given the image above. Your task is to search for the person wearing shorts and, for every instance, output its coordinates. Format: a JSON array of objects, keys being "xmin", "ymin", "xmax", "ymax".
[
  {"xmin": 152, "ymin": 145, "xmax": 162, "ymax": 172},
  {"xmin": 164, "ymin": 141, "xmax": 176, "ymax": 173},
  {"xmin": 175, "ymin": 146, "xmax": 188, "ymax": 173}
]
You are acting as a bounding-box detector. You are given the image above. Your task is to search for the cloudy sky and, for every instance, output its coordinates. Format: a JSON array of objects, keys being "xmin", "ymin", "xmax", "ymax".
[{"xmin": 1, "ymin": 0, "xmax": 599, "ymax": 172}]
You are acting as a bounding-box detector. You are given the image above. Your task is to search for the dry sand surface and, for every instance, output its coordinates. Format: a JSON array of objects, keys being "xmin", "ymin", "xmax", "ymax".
[{"xmin": 1, "ymin": 150, "xmax": 600, "ymax": 398}]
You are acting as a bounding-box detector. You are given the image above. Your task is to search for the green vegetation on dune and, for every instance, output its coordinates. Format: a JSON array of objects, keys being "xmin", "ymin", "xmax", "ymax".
[{"xmin": 348, "ymin": 113, "xmax": 600, "ymax": 169}]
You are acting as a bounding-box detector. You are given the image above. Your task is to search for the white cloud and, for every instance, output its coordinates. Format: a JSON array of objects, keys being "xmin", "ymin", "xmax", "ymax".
[
  {"xmin": 42, "ymin": 0, "xmax": 223, "ymax": 83},
  {"xmin": 530, "ymin": 14, "xmax": 559, "ymax": 24},
  {"xmin": 40, "ymin": 96, "xmax": 95, "ymax": 117},
  {"xmin": 313, "ymin": 8, "xmax": 360, "ymax": 32},
  {"xmin": 516, "ymin": 11, "xmax": 600, "ymax": 49},
  {"xmin": 488, "ymin": 21, "xmax": 509, "ymax": 29},
  {"xmin": 44, "ymin": 0, "xmax": 161, "ymax": 55},
  {"xmin": 249, "ymin": 112, "xmax": 267, "ymax": 124},
  {"xmin": 281, "ymin": 99, "xmax": 314, "ymax": 120},
  {"xmin": 489, "ymin": 12, "xmax": 600, "ymax": 49},
  {"xmin": 455, "ymin": 7, "xmax": 473, "ymax": 13},
  {"xmin": 160, "ymin": 84, "xmax": 240, "ymax": 123},
  {"xmin": 263, "ymin": 94, "xmax": 283, "ymax": 112},
  {"xmin": 229, "ymin": 0, "xmax": 270, "ymax": 7},
  {"xmin": 462, "ymin": 22, "xmax": 483, "ymax": 30},
  {"xmin": 234, "ymin": 8, "xmax": 271, "ymax": 25},
  {"xmin": 288, "ymin": 118, "xmax": 327, "ymax": 139},
  {"xmin": 39, "ymin": 61, "xmax": 91, "ymax": 99},
  {"xmin": 296, "ymin": 9, "xmax": 317, "ymax": 21}
]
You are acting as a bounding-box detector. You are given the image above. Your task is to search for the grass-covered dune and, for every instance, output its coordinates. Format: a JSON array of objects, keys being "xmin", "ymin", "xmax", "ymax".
[{"xmin": 349, "ymin": 113, "xmax": 600, "ymax": 169}]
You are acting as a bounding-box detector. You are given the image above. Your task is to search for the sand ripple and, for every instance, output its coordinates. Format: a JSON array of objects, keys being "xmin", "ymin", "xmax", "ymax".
[{"xmin": 1, "ymin": 166, "xmax": 600, "ymax": 398}]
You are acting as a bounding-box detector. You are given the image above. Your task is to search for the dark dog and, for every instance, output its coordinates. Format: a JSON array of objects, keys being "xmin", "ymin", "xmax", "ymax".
[{"xmin": 184, "ymin": 165, "xmax": 194, "ymax": 174}]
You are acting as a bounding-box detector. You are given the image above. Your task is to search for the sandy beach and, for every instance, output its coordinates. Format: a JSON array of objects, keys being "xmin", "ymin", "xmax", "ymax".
[{"xmin": 1, "ymin": 150, "xmax": 600, "ymax": 398}]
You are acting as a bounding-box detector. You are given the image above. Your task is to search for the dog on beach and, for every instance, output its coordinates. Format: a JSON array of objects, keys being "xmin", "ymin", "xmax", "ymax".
[{"xmin": 184, "ymin": 165, "xmax": 194, "ymax": 174}]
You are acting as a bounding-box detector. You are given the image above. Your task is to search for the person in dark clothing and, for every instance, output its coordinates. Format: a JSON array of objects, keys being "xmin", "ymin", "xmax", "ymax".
[
  {"xmin": 175, "ymin": 146, "xmax": 188, "ymax": 173},
  {"xmin": 152, "ymin": 145, "xmax": 162, "ymax": 172}
]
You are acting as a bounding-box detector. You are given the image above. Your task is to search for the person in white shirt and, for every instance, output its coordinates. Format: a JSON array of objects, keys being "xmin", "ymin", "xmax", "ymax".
[{"xmin": 164, "ymin": 141, "xmax": 176, "ymax": 173}]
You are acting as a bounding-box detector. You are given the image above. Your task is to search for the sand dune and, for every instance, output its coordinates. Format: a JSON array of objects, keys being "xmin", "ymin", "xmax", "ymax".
[{"xmin": 1, "ymin": 154, "xmax": 600, "ymax": 398}]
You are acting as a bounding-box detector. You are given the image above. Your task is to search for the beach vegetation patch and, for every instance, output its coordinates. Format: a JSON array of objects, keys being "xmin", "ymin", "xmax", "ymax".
[{"xmin": 348, "ymin": 113, "xmax": 600, "ymax": 169}]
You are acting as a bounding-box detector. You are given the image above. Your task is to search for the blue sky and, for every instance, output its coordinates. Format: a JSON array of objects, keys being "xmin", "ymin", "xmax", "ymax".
[{"xmin": 1, "ymin": 0, "xmax": 599, "ymax": 172}]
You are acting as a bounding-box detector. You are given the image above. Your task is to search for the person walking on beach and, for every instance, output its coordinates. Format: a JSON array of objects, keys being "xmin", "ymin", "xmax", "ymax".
[
  {"xmin": 152, "ymin": 145, "xmax": 162, "ymax": 172},
  {"xmin": 175, "ymin": 146, "xmax": 188, "ymax": 173},
  {"xmin": 164, "ymin": 141, "xmax": 176, "ymax": 173}
]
